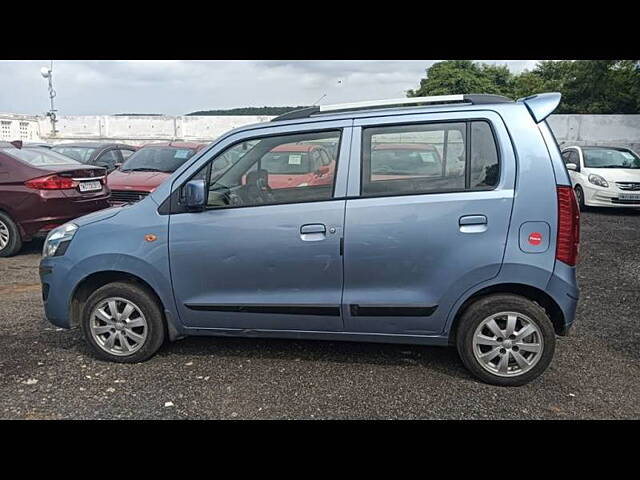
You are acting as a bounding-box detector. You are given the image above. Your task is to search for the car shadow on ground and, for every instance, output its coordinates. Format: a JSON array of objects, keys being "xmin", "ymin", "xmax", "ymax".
[
  {"xmin": 156, "ymin": 334, "xmax": 473, "ymax": 380},
  {"xmin": 584, "ymin": 207, "xmax": 640, "ymax": 216},
  {"xmin": 16, "ymin": 238, "xmax": 44, "ymax": 255}
]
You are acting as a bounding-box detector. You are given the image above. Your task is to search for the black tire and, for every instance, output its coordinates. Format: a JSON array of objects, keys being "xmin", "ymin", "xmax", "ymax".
[
  {"xmin": 80, "ymin": 281, "xmax": 165, "ymax": 363},
  {"xmin": 575, "ymin": 185, "xmax": 587, "ymax": 211},
  {"xmin": 0, "ymin": 211, "xmax": 23, "ymax": 257},
  {"xmin": 455, "ymin": 294, "xmax": 556, "ymax": 387}
]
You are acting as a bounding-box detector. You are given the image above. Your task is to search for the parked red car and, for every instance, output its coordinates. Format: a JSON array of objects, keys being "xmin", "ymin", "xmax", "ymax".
[
  {"xmin": 107, "ymin": 142, "xmax": 206, "ymax": 205},
  {"xmin": 0, "ymin": 141, "xmax": 110, "ymax": 257},
  {"xmin": 370, "ymin": 143, "xmax": 444, "ymax": 181},
  {"xmin": 260, "ymin": 143, "xmax": 335, "ymax": 189}
]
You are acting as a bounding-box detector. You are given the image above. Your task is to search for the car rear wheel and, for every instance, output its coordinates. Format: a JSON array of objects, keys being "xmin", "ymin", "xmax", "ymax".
[
  {"xmin": 0, "ymin": 212, "xmax": 23, "ymax": 257},
  {"xmin": 456, "ymin": 294, "xmax": 556, "ymax": 386},
  {"xmin": 80, "ymin": 281, "xmax": 165, "ymax": 363}
]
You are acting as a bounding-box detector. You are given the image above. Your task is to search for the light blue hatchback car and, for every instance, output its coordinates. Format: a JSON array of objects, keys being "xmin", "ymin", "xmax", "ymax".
[{"xmin": 40, "ymin": 93, "xmax": 580, "ymax": 386}]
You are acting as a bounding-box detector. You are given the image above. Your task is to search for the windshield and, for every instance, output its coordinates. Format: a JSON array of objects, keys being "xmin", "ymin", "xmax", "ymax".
[
  {"xmin": 261, "ymin": 151, "xmax": 312, "ymax": 174},
  {"xmin": 52, "ymin": 146, "xmax": 96, "ymax": 162},
  {"xmin": 1, "ymin": 147, "xmax": 81, "ymax": 166},
  {"xmin": 371, "ymin": 149, "xmax": 442, "ymax": 175},
  {"xmin": 583, "ymin": 148, "xmax": 640, "ymax": 169},
  {"xmin": 121, "ymin": 147, "xmax": 196, "ymax": 173}
]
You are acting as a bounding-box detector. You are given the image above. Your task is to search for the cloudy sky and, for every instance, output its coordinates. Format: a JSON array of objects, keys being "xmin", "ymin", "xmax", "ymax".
[{"xmin": 0, "ymin": 60, "xmax": 539, "ymax": 116}]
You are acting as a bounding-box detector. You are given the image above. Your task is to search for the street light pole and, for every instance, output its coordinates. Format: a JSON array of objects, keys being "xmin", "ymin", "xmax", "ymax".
[{"xmin": 40, "ymin": 61, "xmax": 58, "ymax": 137}]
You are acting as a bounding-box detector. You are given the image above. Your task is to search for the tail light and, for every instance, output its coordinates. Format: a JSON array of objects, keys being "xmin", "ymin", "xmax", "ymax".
[
  {"xmin": 556, "ymin": 186, "xmax": 580, "ymax": 266},
  {"xmin": 25, "ymin": 175, "xmax": 78, "ymax": 190}
]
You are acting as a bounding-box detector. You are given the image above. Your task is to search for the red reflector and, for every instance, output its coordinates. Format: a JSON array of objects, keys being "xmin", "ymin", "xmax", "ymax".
[
  {"xmin": 25, "ymin": 175, "xmax": 78, "ymax": 190},
  {"xmin": 556, "ymin": 186, "xmax": 580, "ymax": 266}
]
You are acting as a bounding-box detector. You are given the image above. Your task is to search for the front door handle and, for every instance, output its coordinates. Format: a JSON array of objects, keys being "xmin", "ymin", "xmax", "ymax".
[
  {"xmin": 459, "ymin": 215, "xmax": 488, "ymax": 233},
  {"xmin": 300, "ymin": 223, "xmax": 326, "ymax": 241},
  {"xmin": 459, "ymin": 215, "xmax": 487, "ymax": 226}
]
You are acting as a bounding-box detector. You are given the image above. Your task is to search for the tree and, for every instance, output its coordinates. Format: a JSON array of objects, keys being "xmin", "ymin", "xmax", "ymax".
[
  {"xmin": 407, "ymin": 60, "xmax": 514, "ymax": 98},
  {"xmin": 407, "ymin": 60, "xmax": 640, "ymax": 114}
]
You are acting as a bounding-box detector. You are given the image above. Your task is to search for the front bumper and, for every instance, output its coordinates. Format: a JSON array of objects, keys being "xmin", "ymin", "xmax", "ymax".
[
  {"xmin": 39, "ymin": 256, "xmax": 74, "ymax": 329},
  {"xmin": 583, "ymin": 184, "xmax": 640, "ymax": 208}
]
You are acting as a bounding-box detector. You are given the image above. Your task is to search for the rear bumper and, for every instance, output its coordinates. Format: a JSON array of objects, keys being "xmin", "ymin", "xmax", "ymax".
[
  {"xmin": 20, "ymin": 192, "xmax": 109, "ymax": 241},
  {"xmin": 546, "ymin": 261, "xmax": 579, "ymax": 335}
]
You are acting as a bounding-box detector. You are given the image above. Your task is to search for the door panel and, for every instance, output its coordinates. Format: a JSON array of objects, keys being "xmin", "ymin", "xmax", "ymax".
[
  {"xmin": 343, "ymin": 191, "xmax": 513, "ymax": 334},
  {"xmin": 168, "ymin": 122, "xmax": 353, "ymax": 332},
  {"xmin": 169, "ymin": 201, "xmax": 345, "ymax": 330},
  {"xmin": 343, "ymin": 112, "xmax": 516, "ymax": 335}
]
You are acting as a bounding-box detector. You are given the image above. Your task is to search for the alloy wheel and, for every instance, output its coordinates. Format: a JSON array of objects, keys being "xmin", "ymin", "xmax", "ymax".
[
  {"xmin": 0, "ymin": 220, "xmax": 9, "ymax": 250},
  {"xmin": 472, "ymin": 311, "xmax": 544, "ymax": 377},
  {"xmin": 89, "ymin": 297, "xmax": 148, "ymax": 356}
]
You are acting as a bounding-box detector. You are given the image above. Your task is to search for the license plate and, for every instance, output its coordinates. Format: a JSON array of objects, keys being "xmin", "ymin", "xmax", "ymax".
[
  {"xmin": 619, "ymin": 193, "xmax": 640, "ymax": 201},
  {"xmin": 78, "ymin": 180, "xmax": 102, "ymax": 192}
]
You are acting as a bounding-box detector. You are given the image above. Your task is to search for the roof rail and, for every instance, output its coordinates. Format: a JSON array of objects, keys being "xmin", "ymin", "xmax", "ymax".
[{"xmin": 271, "ymin": 94, "xmax": 513, "ymax": 122}]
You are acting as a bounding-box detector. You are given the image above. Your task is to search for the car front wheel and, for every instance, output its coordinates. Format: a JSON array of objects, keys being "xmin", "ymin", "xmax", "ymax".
[
  {"xmin": 456, "ymin": 294, "xmax": 556, "ymax": 386},
  {"xmin": 80, "ymin": 281, "xmax": 165, "ymax": 363},
  {"xmin": 575, "ymin": 185, "xmax": 587, "ymax": 211}
]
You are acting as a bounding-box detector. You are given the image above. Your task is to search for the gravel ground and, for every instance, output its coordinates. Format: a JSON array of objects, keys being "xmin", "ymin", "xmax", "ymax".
[{"xmin": 1, "ymin": 209, "xmax": 639, "ymax": 419}]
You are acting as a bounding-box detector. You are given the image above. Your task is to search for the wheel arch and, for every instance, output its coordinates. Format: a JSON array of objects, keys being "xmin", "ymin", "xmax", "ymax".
[
  {"xmin": 69, "ymin": 270, "xmax": 172, "ymax": 338},
  {"xmin": 448, "ymin": 283, "xmax": 566, "ymax": 343}
]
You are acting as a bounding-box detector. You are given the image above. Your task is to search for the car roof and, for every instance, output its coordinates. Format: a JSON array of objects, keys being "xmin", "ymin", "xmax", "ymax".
[
  {"xmin": 140, "ymin": 142, "xmax": 205, "ymax": 150},
  {"xmin": 52, "ymin": 142, "xmax": 133, "ymax": 149},
  {"xmin": 564, "ymin": 145, "xmax": 632, "ymax": 151},
  {"xmin": 218, "ymin": 97, "xmax": 523, "ymax": 141}
]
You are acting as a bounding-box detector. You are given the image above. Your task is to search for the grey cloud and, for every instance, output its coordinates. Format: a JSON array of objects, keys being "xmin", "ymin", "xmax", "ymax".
[{"xmin": 0, "ymin": 60, "xmax": 541, "ymax": 116}]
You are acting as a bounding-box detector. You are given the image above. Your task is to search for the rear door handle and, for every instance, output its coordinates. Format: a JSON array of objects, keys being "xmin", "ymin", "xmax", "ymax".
[
  {"xmin": 459, "ymin": 215, "xmax": 487, "ymax": 226},
  {"xmin": 300, "ymin": 223, "xmax": 326, "ymax": 241},
  {"xmin": 459, "ymin": 215, "xmax": 488, "ymax": 233}
]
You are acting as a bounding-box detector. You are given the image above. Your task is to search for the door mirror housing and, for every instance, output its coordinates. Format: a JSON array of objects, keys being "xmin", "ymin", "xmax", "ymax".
[
  {"xmin": 183, "ymin": 179, "xmax": 206, "ymax": 210},
  {"xmin": 566, "ymin": 162, "xmax": 578, "ymax": 172},
  {"xmin": 114, "ymin": 162, "xmax": 123, "ymax": 170}
]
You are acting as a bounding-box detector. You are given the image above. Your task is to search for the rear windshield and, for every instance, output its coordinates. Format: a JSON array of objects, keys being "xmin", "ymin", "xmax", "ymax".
[
  {"xmin": 582, "ymin": 147, "xmax": 640, "ymax": 169},
  {"xmin": 1, "ymin": 147, "xmax": 81, "ymax": 166},
  {"xmin": 121, "ymin": 147, "xmax": 196, "ymax": 173},
  {"xmin": 52, "ymin": 146, "xmax": 96, "ymax": 162}
]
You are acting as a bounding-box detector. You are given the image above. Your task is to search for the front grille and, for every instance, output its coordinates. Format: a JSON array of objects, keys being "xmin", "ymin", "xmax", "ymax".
[
  {"xmin": 616, "ymin": 182, "xmax": 640, "ymax": 191},
  {"xmin": 110, "ymin": 190, "xmax": 150, "ymax": 203}
]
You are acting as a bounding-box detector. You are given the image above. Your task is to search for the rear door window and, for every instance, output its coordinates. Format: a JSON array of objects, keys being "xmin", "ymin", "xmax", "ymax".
[{"xmin": 361, "ymin": 120, "xmax": 499, "ymax": 197}]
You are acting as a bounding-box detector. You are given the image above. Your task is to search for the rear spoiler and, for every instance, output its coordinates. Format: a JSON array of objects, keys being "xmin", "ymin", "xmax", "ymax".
[{"xmin": 518, "ymin": 92, "xmax": 561, "ymax": 123}]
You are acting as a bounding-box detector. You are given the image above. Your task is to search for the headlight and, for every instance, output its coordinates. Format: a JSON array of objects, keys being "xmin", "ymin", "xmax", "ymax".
[
  {"xmin": 588, "ymin": 174, "xmax": 609, "ymax": 188},
  {"xmin": 43, "ymin": 223, "xmax": 78, "ymax": 258}
]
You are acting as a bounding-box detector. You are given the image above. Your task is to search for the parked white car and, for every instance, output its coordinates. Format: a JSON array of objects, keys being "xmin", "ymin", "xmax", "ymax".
[{"xmin": 561, "ymin": 145, "xmax": 640, "ymax": 210}]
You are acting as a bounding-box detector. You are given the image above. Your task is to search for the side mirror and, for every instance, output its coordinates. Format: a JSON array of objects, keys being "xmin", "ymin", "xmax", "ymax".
[
  {"xmin": 566, "ymin": 163, "xmax": 578, "ymax": 171},
  {"xmin": 183, "ymin": 179, "xmax": 206, "ymax": 210},
  {"xmin": 114, "ymin": 162, "xmax": 123, "ymax": 170}
]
